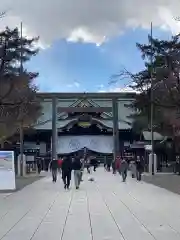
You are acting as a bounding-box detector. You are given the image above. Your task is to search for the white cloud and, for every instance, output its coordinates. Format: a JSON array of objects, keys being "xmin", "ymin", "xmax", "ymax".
[
  {"xmin": 0, "ymin": 1, "xmax": 180, "ymax": 46},
  {"xmin": 110, "ymin": 86, "xmax": 138, "ymax": 93},
  {"xmin": 67, "ymin": 81, "xmax": 80, "ymax": 88},
  {"xmin": 99, "ymin": 82, "xmax": 138, "ymax": 93},
  {"xmin": 98, "ymin": 90, "xmax": 106, "ymax": 93},
  {"xmin": 100, "ymin": 86, "xmax": 137, "ymax": 93},
  {"xmin": 74, "ymin": 82, "xmax": 80, "ymax": 88},
  {"xmin": 96, "ymin": 84, "xmax": 105, "ymax": 91}
]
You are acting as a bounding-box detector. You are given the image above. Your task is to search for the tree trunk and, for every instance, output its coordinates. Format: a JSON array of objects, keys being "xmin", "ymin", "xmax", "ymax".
[
  {"xmin": 19, "ymin": 122, "xmax": 24, "ymax": 176},
  {"xmin": 172, "ymin": 136, "xmax": 180, "ymax": 162},
  {"xmin": 0, "ymin": 139, "xmax": 4, "ymax": 149}
]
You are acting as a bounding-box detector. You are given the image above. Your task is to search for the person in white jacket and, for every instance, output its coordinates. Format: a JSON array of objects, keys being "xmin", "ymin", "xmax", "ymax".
[{"xmin": 129, "ymin": 160, "xmax": 136, "ymax": 178}]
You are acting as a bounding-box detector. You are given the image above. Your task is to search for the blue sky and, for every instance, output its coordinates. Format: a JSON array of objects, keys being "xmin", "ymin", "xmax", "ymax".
[
  {"xmin": 1, "ymin": 0, "xmax": 180, "ymax": 93},
  {"xmin": 28, "ymin": 27, "xmax": 172, "ymax": 93}
]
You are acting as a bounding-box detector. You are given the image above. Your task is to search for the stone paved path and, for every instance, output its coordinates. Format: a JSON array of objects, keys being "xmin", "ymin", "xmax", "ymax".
[{"xmin": 1, "ymin": 169, "xmax": 180, "ymax": 240}]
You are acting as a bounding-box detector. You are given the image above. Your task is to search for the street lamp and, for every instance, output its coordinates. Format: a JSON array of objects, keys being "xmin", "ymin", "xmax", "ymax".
[
  {"xmin": 19, "ymin": 22, "xmax": 24, "ymax": 177},
  {"xmin": 150, "ymin": 22, "xmax": 155, "ymax": 175}
]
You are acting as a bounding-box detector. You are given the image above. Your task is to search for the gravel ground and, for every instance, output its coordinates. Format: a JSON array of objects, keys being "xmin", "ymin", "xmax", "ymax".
[
  {"xmin": 143, "ymin": 173, "xmax": 180, "ymax": 195},
  {"xmin": 0, "ymin": 175, "xmax": 43, "ymax": 193}
]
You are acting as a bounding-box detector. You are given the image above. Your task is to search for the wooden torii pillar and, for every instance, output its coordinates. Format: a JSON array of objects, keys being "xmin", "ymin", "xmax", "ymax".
[
  {"xmin": 51, "ymin": 97, "xmax": 57, "ymax": 161},
  {"xmin": 112, "ymin": 97, "xmax": 119, "ymax": 162}
]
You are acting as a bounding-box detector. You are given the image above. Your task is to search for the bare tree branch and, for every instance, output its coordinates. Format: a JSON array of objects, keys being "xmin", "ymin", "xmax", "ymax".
[{"xmin": 0, "ymin": 12, "xmax": 5, "ymax": 18}]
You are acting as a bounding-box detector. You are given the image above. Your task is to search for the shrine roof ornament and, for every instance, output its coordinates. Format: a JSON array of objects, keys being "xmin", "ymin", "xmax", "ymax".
[
  {"xmin": 78, "ymin": 122, "xmax": 91, "ymax": 128},
  {"xmin": 58, "ymin": 98, "xmax": 113, "ymax": 120},
  {"xmin": 34, "ymin": 93, "xmax": 134, "ymax": 130}
]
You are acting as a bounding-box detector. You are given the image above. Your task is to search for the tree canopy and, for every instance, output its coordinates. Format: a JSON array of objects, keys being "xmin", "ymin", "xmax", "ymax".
[
  {"xmin": 0, "ymin": 26, "xmax": 41, "ymax": 145},
  {"xmin": 138, "ymin": 35, "xmax": 180, "ymax": 136},
  {"xmin": 116, "ymin": 33, "xmax": 180, "ymax": 139}
]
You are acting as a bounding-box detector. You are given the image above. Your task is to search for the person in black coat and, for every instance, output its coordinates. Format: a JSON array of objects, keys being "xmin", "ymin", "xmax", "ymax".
[
  {"xmin": 136, "ymin": 156, "xmax": 144, "ymax": 181},
  {"xmin": 90, "ymin": 157, "xmax": 98, "ymax": 172},
  {"xmin": 61, "ymin": 156, "xmax": 72, "ymax": 189},
  {"xmin": 50, "ymin": 159, "xmax": 58, "ymax": 182},
  {"xmin": 36, "ymin": 157, "xmax": 42, "ymax": 174},
  {"xmin": 106, "ymin": 157, "xmax": 112, "ymax": 172}
]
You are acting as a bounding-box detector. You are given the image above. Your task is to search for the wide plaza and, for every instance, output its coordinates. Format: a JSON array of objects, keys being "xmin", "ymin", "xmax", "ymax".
[{"xmin": 0, "ymin": 169, "xmax": 180, "ymax": 240}]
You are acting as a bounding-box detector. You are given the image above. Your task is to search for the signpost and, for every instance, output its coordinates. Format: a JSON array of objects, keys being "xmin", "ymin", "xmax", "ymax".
[{"xmin": 0, "ymin": 151, "xmax": 16, "ymax": 190}]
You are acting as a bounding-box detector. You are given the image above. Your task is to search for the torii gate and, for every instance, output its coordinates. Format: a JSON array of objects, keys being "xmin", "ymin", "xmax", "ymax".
[{"xmin": 38, "ymin": 92, "xmax": 135, "ymax": 162}]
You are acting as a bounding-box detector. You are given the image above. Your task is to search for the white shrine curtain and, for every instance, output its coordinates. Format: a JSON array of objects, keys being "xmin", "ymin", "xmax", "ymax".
[{"xmin": 57, "ymin": 135, "xmax": 113, "ymax": 154}]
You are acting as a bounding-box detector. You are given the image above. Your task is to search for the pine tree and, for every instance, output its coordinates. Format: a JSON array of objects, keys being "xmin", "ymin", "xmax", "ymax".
[
  {"xmin": 0, "ymin": 27, "xmax": 41, "ymax": 145},
  {"xmin": 130, "ymin": 34, "xmax": 180, "ymax": 137},
  {"xmin": 0, "ymin": 27, "xmax": 38, "ymax": 76}
]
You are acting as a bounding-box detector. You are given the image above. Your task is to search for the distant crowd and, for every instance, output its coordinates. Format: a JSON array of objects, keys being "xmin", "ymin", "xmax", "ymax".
[
  {"xmin": 47, "ymin": 155, "xmax": 99, "ymax": 189},
  {"xmin": 104, "ymin": 155, "xmax": 144, "ymax": 182},
  {"xmin": 36, "ymin": 153, "xmax": 145, "ymax": 189}
]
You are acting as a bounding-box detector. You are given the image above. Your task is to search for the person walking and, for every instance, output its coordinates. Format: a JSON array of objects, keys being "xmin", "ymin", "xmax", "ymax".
[
  {"xmin": 121, "ymin": 159, "xmax": 128, "ymax": 182},
  {"xmin": 104, "ymin": 156, "xmax": 107, "ymax": 170},
  {"xmin": 36, "ymin": 157, "xmax": 42, "ymax": 174},
  {"xmin": 112, "ymin": 160, "xmax": 116, "ymax": 174},
  {"xmin": 116, "ymin": 156, "xmax": 121, "ymax": 175},
  {"xmin": 91, "ymin": 156, "xmax": 98, "ymax": 172},
  {"xmin": 136, "ymin": 156, "xmax": 143, "ymax": 181},
  {"xmin": 61, "ymin": 156, "xmax": 72, "ymax": 189},
  {"xmin": 57, "ymin": 158, "xmax": 63, "ymax": 174},
  {"xmin": 106, "ymin": 157, "xmax": 112, "ymax": 172},
  {"xmin": 79, "ymin": 157, "xmax": 85, "ymax": 181},
  {"xmin": 72, "ymin": 156, "xmax": 82, "ymax": 189},
  {"xmin": 174, "ymin": 156, "xmax": 180, "ymax": 175},
  {"xmin": 50, "ymin": 158, "xmax": 58, "ymax": 182},
  {"xmin": 129, "ymin": 159, "xmax": 136, "ymax": 178},
  {"xmin": 86, "ymin": 157, "xmax": 91, "ymax": 174}
]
